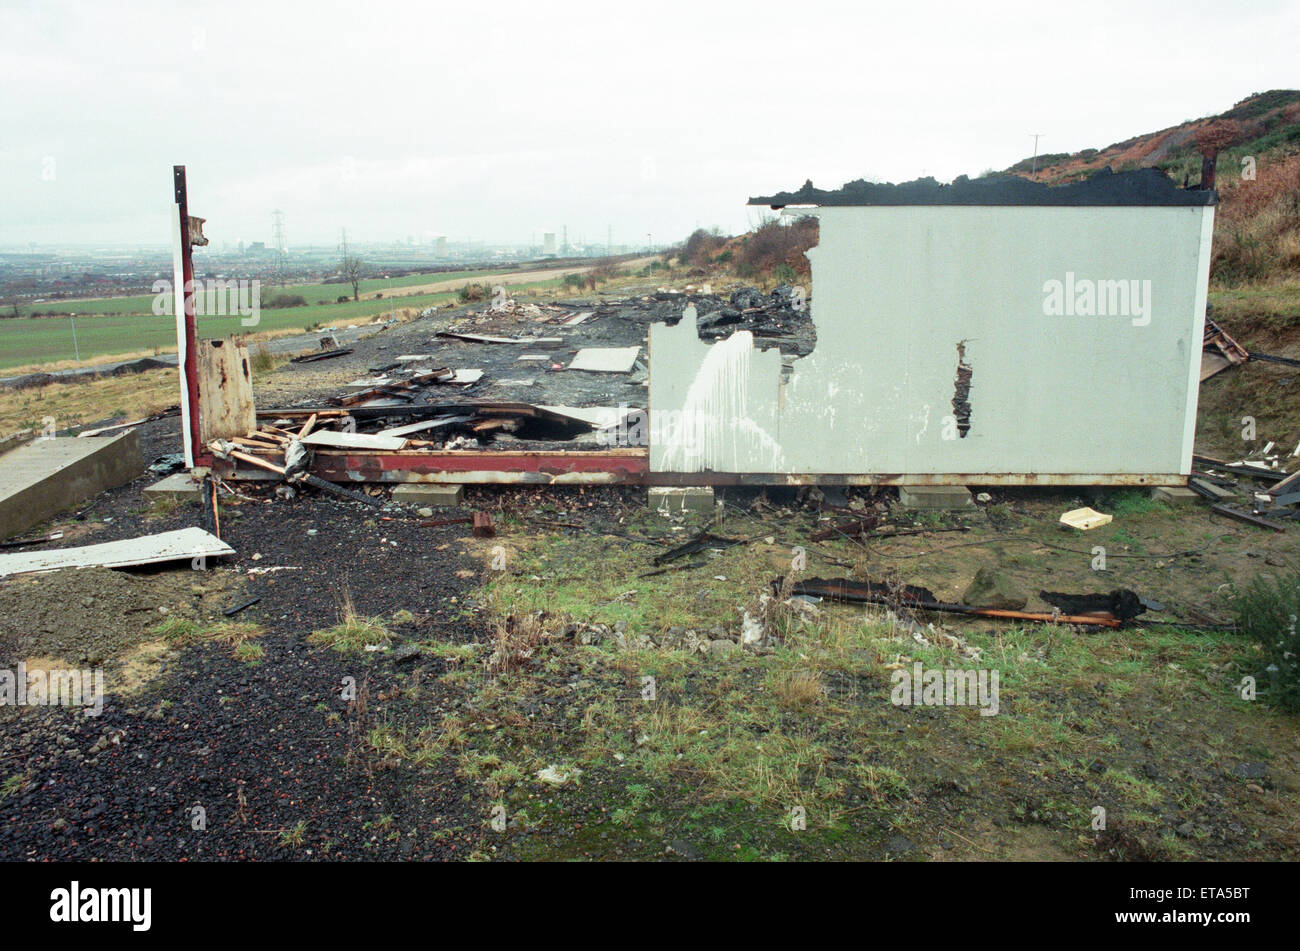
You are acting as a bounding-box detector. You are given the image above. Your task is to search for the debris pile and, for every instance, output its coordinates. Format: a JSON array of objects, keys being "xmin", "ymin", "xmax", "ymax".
[
  {"xmin": 690, "ymin": 284, "xmax": 815, "ymax": 344},
  {"xmin": 1192, "ymin": 451, "xmax": 1300, "ymax": 530}
]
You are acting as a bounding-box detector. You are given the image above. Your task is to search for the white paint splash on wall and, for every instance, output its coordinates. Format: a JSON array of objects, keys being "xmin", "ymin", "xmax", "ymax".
[{"xmin": 656, "ymin": 315, "xmax": 784, "ymax": 472}]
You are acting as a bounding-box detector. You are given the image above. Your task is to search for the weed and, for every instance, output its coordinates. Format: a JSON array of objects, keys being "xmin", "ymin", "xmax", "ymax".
[
  {"xmin": 1231, "ymin": 570, "xmax": 1300, "ymax": 711},
  {"xmin": 279, "ymin": 820, "xmax": 308, "ymax": 848},
  {"xmin": 310, "ymin": 589, "xmax": 394, "ymax": 653}
]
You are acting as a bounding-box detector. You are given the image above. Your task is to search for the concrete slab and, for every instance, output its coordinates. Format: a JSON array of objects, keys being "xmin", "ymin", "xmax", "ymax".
[
  {"xmin": 649, "ymin": 486, "xmax": 714, "ymax": 516},
  {"xmin": 0, "ymin": 431, "xmax": 142, "ymax": 540},
  {"xmin": 144, "ymin": 472, "xmax": 203, "ymax": 502},
  {"xmin": 898, "ymin": 485, "xmax": 973, "ymax": 511},
  {"xmin": 1151, "ymin": 485, "xmax": 1200, "ymax": 504},
  {"xmin": 392, "ymin": 484, "xmax": 463, "ymax": 507}
]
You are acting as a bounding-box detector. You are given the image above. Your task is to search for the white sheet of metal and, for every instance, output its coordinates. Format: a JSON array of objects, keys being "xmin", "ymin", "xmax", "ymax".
[
  {"xmin": 649, "ymin": 204, "xmax": 1214, "ymax": 478},
  {"xmin": 301, "ymin": 431, "xmax": 408, "ymax": 450},
  {"xmin": 569, "ymin": 347, "xmax": 640, "ymax": 373},
  {"xmin": 0, "ymin": 527, "xmax": 233, "ymax": 577}
]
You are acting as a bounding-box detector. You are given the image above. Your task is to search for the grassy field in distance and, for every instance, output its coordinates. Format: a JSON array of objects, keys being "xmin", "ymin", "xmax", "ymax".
[
  {"xmin": 22, "ymin": 267, "xmax": 519, "ymax": 317},
  {"xmin": 0, "ymin": 276, "xmax": 568, "ymax": 371}
]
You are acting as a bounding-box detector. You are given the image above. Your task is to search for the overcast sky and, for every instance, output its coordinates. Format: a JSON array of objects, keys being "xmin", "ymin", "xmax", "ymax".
[{"xmin": 1, "ymin": 0, "xmax": 1296, "ymax": 250}]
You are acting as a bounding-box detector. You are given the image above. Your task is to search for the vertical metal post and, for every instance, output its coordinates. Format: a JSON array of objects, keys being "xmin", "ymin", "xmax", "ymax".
[
  {"xmin": 69, "ymin": 314, "xmax": 80, "ymax": 362},
  {"xmin": 172, "ymin": 166, "xmax": 205, "ymax": 468},
  {"xmin": 1029, "ymin": 133, "xmax": 1044, "ymax": 180}
]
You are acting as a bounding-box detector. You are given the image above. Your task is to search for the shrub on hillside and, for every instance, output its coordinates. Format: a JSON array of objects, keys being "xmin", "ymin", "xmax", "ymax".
[
  {"xmin": 736, "ymin": 216, "xmax": 818, "ymax": 279},
  {"xmin": 1211, "ymin": 151, "xmax": 1300, "ymax": 284},
  {"xmin": 458, "ymin": 282, "xmax": 490, "ymax": 303},
  {"xmin": 684, "ymin": 228, "xmax": 726, "ymax": 268},
  {"xmin": 1231, "ymin": 571, "xmax": 1300, "ymax": 712}
]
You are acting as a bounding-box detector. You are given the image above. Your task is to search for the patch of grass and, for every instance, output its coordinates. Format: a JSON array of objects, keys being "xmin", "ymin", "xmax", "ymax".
[
  {"xmin": 1101, "ymin": 768, "xmax": 1164, "ymax": 808},
  {"xmin": 365, "ymin": 718, "xmax": 459, "ymax": 769},
  {"xmin": 1104, "ymin": 489, "xmax": 1167, "ymax": 518},
  {"xmin": 249, "ymin": 342, "xmax": 278, "ymax": 375},
  {"xmin": 154, "ymin": 617, "xmax": 265, "ymax": 649},
  {"xmin": 278, "ymin": 820, "xmax": 308, "ymax": 848},
  {"xmin": 767, "ymin": 668, "xmax": 824, "ymax": 710},
  {"xmin": 0, "ymin": 368, "xmax": 177, "ymax": 438},
  {"xmin": 0, "ymin": 774, "xmax": 30, "ymax": 803},
  {"xmin": 486, "ymin": 609, "xmax": 558, "ymax": 675},
  {"xmin": 420, "ymin": 639, "xmax": 480, "ymax": 665},
  {"xmin": 153, "ymin": 617, "xmax": 202, "ymax": 644},
  {"xmin": 309, "ymin": 590, "xmax": 393, "ymax": 653},
  {"xmin": 233, "ymin": 641, "xmax": 265, "ymax": 665},
  {"xmin": 145, "ymin": 496, "xmax": 184, "ymax": 518}
]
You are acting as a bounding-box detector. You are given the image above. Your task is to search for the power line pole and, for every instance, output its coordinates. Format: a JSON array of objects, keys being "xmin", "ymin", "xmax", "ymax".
[
  {"xmin": 272, "ymin": 209, "xmax": 287, "ymax": 285},
  {"xmin": 1029, "ymin": 133, "xmax": 1045, "ymax": 180}
]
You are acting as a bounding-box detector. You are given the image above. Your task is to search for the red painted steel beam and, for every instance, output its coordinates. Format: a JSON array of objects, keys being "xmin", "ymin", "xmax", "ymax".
[
  {"xmin": 312, "ymin": 450, "xmax": 649, "ymax": 484},
  {"xmin": 173, "ymin": 166, "xmax": 210, "ymax": 468}
]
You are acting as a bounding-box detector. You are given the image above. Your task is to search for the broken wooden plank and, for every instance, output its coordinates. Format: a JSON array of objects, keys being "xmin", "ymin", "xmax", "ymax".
[
  {"xmin": 301, "ymin": 431, "xmax": 409, "ymax": 451},
  {"xmin": 1188, "ymin": 477, "xmax": 1235, "ymax": 501},
  {"xmin": 1266, "ymin": 468, "xmax": 1300, "ymax": 497},
  {"xmin": 1210, "ymin": 503, "xmax": 1287, "ymax": 532},
  {"xmin": 1192, "ymin": 455, "xmax": 1284, "ymax": 483},
  {"xmin": 377, "ymin": 416, "xmax": 473, "ymax": 438},
  {"xmin": 0, "ymin": 527, "xmax": 233, "ymax": 577},
  {"xmin": 197, "ymin": 339, "xmax": 256, "ymax": 444},
  {"xmin": 1200, "ymin": 352, "xmax": 1232, "ymax": 382}
]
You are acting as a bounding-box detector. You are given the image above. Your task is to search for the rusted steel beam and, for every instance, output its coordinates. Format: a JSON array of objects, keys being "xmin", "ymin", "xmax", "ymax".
[
  {"xmin": 312, "ymin": 455, "xmax": 1189, "ymax": 487},
  {"xmin": 311, "ymin": 449, "xmax": 649, "ymax": 485},
  {"xmin": 215, "ymin": 443, "xmax": 1189, "ymax": 488}
]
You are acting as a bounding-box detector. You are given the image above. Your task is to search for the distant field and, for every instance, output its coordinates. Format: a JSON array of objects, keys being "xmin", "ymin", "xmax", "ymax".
[
  {"xmin": 0, "ymin": 277, "xmax": 565, "ymax": 371},
  {"xmin": 24, "ymin": 267, "xmax": 519, "ymax": 317}
]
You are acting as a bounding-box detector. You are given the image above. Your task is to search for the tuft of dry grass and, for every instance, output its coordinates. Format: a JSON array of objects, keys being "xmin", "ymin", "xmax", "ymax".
[
  {"xmin": 309, "ymin": 589, "xmax": 394, "ymax": 653},
  {"xmin": 249, "ymin": 342, "xmax": 277, "ymax": 374},
  {"xmin": 768, "ymin": 668, "xmax": 825, "ymax": 709},
  {"xmin": 0, "ymin": 368, "xmax": 176, "ymax": 437},
  {"xmin": 486, "ymin": 609, "xmax": 559, "ymax": 675},
  {"xmin": 1211, "ymin": 151, "xmax": 1300, "ymax": 285}
]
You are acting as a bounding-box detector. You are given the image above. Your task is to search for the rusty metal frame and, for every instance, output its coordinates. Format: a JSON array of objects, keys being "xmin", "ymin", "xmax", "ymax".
[{"xmin": 211, "ymin": 446, "xmax": 1185, "ymax": 487}]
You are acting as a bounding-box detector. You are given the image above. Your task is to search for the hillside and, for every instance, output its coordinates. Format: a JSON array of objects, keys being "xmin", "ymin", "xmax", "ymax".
[{"xmin": 1006, "ymin": 90, "xmax": 1300, "ymax": 288}]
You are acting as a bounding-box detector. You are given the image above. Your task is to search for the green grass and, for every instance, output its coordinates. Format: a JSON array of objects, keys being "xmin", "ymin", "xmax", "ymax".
[
  {"xmin": 0, "ymin": 774, "xmax": 29, "ymax": 803},
  {"xmin": 308, "ymin": 596, "xmax": 396, "ymax": 653},
  {"xmin": 152, "ymin": 617, "xmax": 265, "ymax": 650},
  {"xmin": 0, "ymin": 275, "xmax": 566, "ymax": 370},
  {"xmin": 24, "ymin": 268, "xmax": 520, "ymax": 317},
  {"xmin": 278, "ymin": 820, "xmax": 308, "ymax": 848}
]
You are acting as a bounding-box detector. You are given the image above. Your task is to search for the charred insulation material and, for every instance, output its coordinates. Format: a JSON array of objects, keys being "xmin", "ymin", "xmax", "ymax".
[
  {"xmin": 749, "ymin": 167, "xmax": 1217, "ymax": 208},
  {"xmin": 952, "ymin": 342, "xmax": 972, "ymax": 438}
]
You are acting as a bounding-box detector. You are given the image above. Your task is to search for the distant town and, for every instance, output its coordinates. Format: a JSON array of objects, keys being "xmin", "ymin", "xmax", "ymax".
[{"xmin": 0, "ymin": 231, "xmax": 645, "ymax": 314}]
